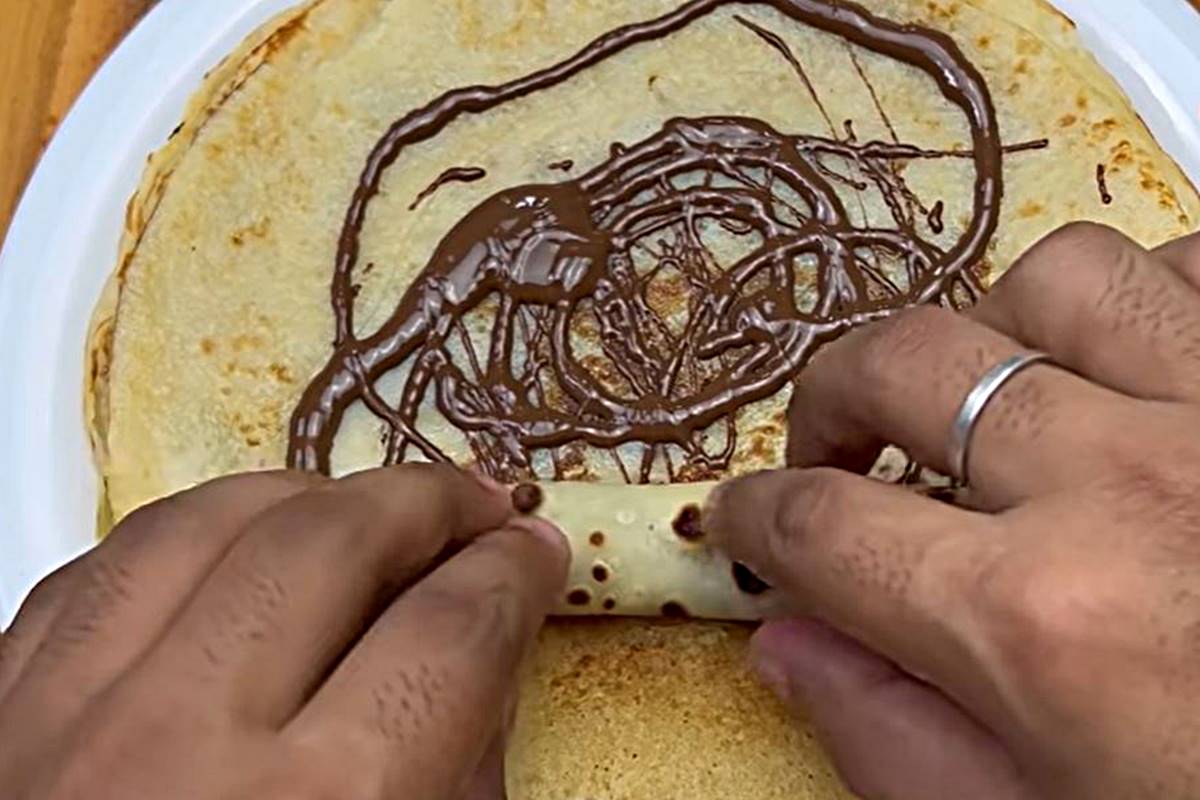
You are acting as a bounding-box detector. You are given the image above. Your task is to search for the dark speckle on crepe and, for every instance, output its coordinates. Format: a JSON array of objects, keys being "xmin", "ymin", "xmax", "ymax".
[
  {"xmin": 732, "ymin": 562, "xmax": 771, "ymax": 595},
  {"xmin": 512, "ymin": 482, "xmax": 543, "ymax": 514},
  {"xmin": 661, "ymin": 601, "xmax": 689, "ymax": 618},
  {"xmin": 672, "ymin": 504, "xmax": 704, "ymax": 540}
]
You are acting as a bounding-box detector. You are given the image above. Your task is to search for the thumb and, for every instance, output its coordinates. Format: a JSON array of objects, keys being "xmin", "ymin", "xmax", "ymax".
[{"xmin": 752, "ymin": 618, "xmax": 1031, "ymax": 800}]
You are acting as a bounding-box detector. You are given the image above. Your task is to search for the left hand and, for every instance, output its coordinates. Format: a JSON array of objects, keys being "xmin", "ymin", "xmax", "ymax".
[{"xmin": 0, "ymin": 464, "xmax": 567, "ymax": 800}]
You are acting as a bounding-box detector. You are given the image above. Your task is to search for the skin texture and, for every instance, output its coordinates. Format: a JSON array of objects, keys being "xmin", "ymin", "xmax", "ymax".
[
  {"xmin": 706, "ymin": 223, "xmax": 1200, "ymax": 799},
  {"xmin": 2, "ymin": 223, "xmax": 1200, "ymax": 799},
  {"xmin": 0, "ymin": 464, "xmax": 568, "ymax": 800}
]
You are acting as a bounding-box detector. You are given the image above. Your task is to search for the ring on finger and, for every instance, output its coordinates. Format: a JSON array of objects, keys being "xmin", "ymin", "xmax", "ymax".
[{"xmin": 949, "ymin": 351, "xmax": 1056, "ymax": 485}]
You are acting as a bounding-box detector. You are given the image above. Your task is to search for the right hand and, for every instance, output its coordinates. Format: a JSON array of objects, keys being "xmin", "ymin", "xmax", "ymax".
[{"xmin": 706, "ymin": 223, "xmax": 1200, "ymax": 799}]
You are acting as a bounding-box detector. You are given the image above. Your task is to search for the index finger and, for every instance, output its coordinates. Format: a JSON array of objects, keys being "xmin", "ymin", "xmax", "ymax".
[
  {"xmin": 132, "ymin": 464, "xmax": 515, "ymax": 728},
  {"xmin": 288, "ymin": 517, "xmax": 568, "ymax": 800},
  {"xmin": 706, "ymin": 467, "xmax": 1001, "ymax": 709},
  {"xmin": 785, "ymin": 305, "xmax": 1136, "ymax": 509}
]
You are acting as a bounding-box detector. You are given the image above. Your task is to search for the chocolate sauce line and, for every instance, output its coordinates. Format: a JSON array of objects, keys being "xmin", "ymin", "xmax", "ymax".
[
  {"xmin": 1096, "ymin": 162, "xmax": 1113, "ymax": 205},
  {"xmin": 927, "ymin": 199, "xmax": 945, "ymax": 234},
  {"xmin": 846, "ymin": 44, "xmax": 900, "ymax": 145},
  {"xmin": 1005, "ymin": 138, "xmax": 1050, "ymax": 154},
  {"xmin": 734, "ymin": 14, "xmax": 837, "ymax": 137},
  {"xmin": 799, "ymin": 135, "xmax": 1047, "ymax": 162},
  {"xmin": 733, "ymin": 15, "xmax": 878, "ymax": 268},
  {"xmin": 408, "ymin": 166, "xmax": 488, "ymax": 211},
  {"xmin": 289, "ymin": 0, "xmax": 1020, "ymax": 480}
]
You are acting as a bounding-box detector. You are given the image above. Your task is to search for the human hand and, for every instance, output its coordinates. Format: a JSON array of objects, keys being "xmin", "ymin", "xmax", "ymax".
[
  {"xmin": 0, "ymin": 465, "xmax": 567, "ymax": 800},
  {"xmin": 706, "ymin": 223, "xmax": 1200, "ymax": 799}
]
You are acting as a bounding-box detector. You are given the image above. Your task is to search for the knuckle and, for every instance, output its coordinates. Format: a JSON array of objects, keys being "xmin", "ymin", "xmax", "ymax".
[
  {"xmin": 419, "ymin": 571, "xmax": 527, "ymax": 658},
  {"xmin": 112, "ymin": 493, "xmax": 183, "ymax": 537},
  {"xmin": 339, "ymin": 462, "xmax": 474, "ymax": 524},
  {"xmin": 290, "ymin": 486, "xmax": 392, "ymax": 553},
  {"xmin": 80, "ymin": 556, "xmax": 138, "ymax": 609},
  {"xmin": 857, "ymin": 306, "xmax": 955, "ymax": 391},
  {"xmin": 1033, "ymin": 220, "xmax": 1126, "ymax": 264},
  {"xmin": 1096, "ymin": 427, "xmax": 1200, "ymax": 545},
  {"xmin": 371, "ymin": 661, "xmax": 453, "ymax": 744},
  {"xmin": 769, "ymin": 469, "xmax": 855, "ymax": 563},
  {"xmin": 14, "ymin": 557, "xmax": 82, "ymax": 615},
  {"xmin": 973, "ymin": 550, "xmax": 1106, "ymax": 685},
  {"xmin": 1023, "ymin": 222, "xmax": 1142, "ymax": 310},
  {"xmin": 476, "ymin": 526, "xmax": 542, "ymax": 565}
]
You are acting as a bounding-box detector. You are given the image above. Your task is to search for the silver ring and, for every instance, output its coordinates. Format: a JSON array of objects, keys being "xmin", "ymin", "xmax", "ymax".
[{"xmin": 949, "ymin": 352, "xmax": 1054, "ymax": 485}]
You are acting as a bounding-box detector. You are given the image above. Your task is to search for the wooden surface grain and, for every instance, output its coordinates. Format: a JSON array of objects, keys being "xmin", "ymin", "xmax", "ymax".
[
  {"xmin": 0, "ymin": 0, "xmax": 157, "ymax": 244},
  {"xmin": 0, "ymin": 0, "xmax": 1197, "ymax": 246}
]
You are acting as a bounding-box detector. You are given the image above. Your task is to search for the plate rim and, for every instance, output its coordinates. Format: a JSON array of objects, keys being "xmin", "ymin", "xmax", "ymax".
[{"xmin": 0, "ymin": 0, "xmax": 306, "ymax": 624}]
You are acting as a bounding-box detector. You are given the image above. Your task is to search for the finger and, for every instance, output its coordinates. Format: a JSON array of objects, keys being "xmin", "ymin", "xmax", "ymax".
[
  {"xmin": 970, "ymin": 222, "xmax": 1200, "ymax": 402},
  {"xmin": 0, "ymin": 557, "xmax": 86, "ymax": 700},
  {"xmin": 1154, "ymin": 230, "xmax": 1200, "ymax": 287},
  {"xmin": 707, "ymin": 468, "xmax": 996, "ymax": 700},
  {"xmin": 290, "ymin": 518, "xmax": 567, "ymax": 800},
  {"xmin": 0, "ymin": 471, "xmax": 322, "ymax": 747},
  {"xmin": 751, "ymin": 619, "xmax": 1029, "ymax": 800},
  {"xmin": 787, "ymin": 303, "xmax": 1140, "ymax": 507},
  {"xmin": 137, "ymin": 464, "xmax": 514, "ymax": 728}
]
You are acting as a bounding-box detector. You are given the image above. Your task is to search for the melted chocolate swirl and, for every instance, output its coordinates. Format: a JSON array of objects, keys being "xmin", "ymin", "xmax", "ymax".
[{"xmin": 288, "ymin": 0, "xmax": 1019, "ymax": 481}]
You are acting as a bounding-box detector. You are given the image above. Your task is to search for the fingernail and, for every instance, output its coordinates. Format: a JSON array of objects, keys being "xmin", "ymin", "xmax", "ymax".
[{"xmin": 508, "ymin": 516, "xmax": 570, "ymax": 558}]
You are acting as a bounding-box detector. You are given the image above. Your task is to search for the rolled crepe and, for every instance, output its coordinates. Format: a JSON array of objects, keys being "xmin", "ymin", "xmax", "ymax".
[{"xmin": 518, "ymin": 481, "xmax": 766, "ymax": 620}]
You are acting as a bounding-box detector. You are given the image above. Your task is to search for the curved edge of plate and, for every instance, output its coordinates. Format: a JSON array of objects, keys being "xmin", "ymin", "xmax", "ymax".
[{"xmin": 0, "ymin": 0, "xmax": 305, "ymax": 627}]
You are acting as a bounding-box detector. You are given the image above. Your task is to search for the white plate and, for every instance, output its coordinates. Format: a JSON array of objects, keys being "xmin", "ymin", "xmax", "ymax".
[{"xmin": 2, "ymin": 0, "xmax": 1199, "ymax": 626}]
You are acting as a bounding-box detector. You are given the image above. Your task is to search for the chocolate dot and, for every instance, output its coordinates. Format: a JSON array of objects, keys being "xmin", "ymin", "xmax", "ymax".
[
  {"xmin": 589, "ymin": 531, "xmax": 605, "ymax": 547},
  {"xmin": 732, "ymin": 562, "xmax": 771, "ymax": 595},
  {"xmin": 672, "ymin": 503, "xmax": 704, "ymax": 541},
  {"xmin": 602, "ymin": 597, "xmax": 616, "ymax": 611},
  {"xmin": 511, "ymin": 482, "xmax": 543, "ymax": 514},
  {"xmin": 660, "ymin": 601, "xmax": 689, "ymax": 618},
  {"xmin": 592, "ymin": 563, "xmax": 609, "ymax": 582},
  {"xmin": 567, "ymin": 588, "xmax": 591, "ymax": 606}
]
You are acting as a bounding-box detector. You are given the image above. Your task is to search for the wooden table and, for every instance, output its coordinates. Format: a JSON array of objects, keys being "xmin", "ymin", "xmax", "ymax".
[
  {"xmin": 0, "ymin": 0, "xmax": 157, "ymax": 244},
  {"xmin": 1, "ymin": 0, "xmax": 1198, "ymax": 245}
]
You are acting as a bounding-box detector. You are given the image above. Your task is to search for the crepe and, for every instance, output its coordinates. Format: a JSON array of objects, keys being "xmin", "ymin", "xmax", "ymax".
[{"xmin": 85, "ymin": 0, "xmax": 1199, "ymax": 797}]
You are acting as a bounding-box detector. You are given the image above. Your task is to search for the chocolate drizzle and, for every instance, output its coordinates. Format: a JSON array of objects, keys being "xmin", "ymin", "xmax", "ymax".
[
  {"xmin": 511, "ymin": 482, "xmax": 543, "ymax": 514},
  {"xmin": 289, "ymin": 0, "xmax": 1037, "ymax": 482},
  {"xmin": 408, "ymin": 166, "xmax": 488, "ymax": 211},
  {"xmin": 1096, "ymin": 163, "xmax": 1113, "ymax": 205},
  {"xmin": 927, "ymin": 200, "xmax": 945, "ymax": 234}
]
